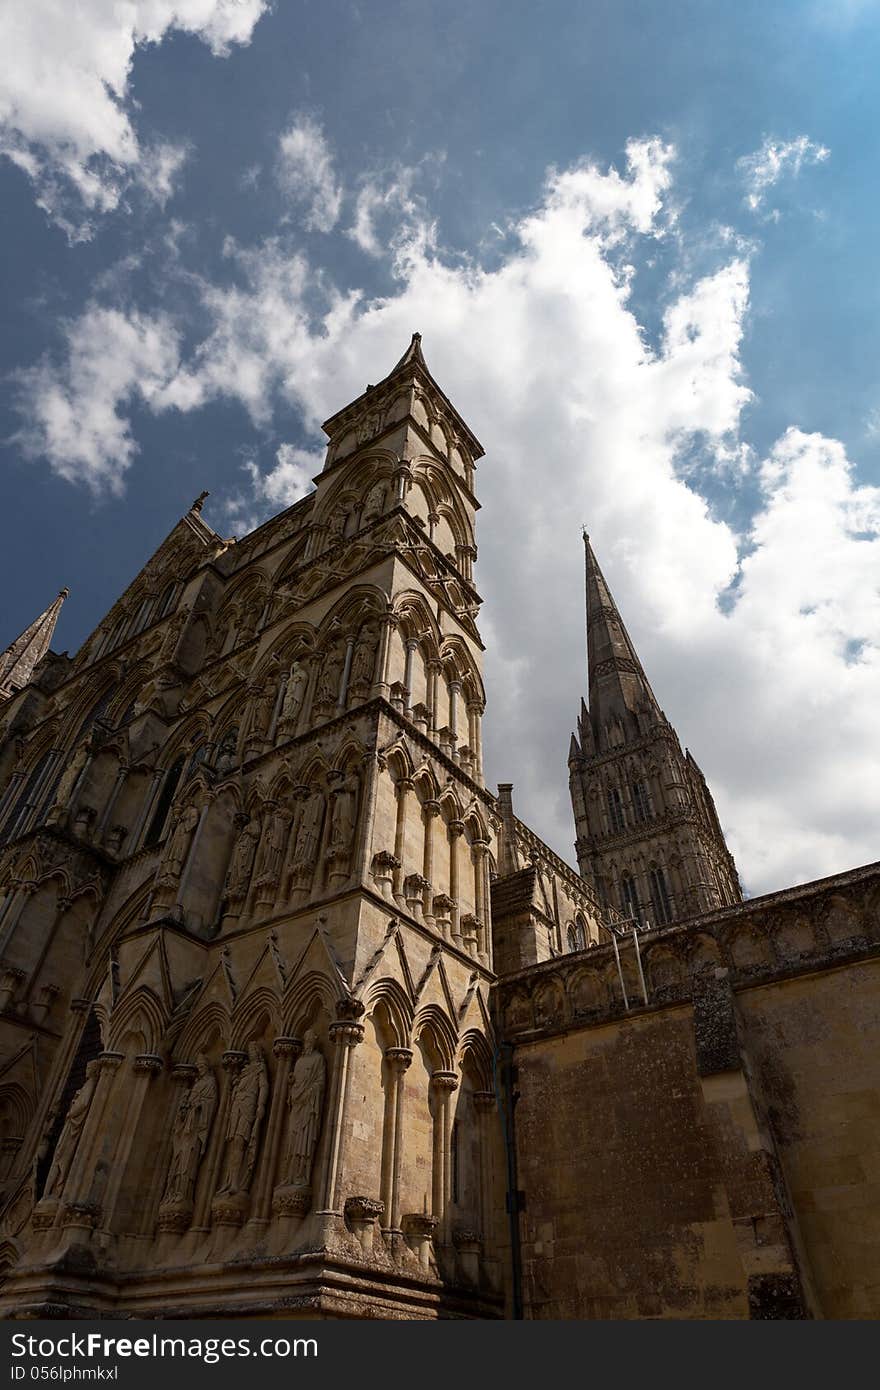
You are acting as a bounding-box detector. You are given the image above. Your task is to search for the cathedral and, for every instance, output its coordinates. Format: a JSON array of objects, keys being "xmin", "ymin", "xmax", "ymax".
[{"xmin": 0, "ymin": 337, "xmax": 877, "ymax": 1320}]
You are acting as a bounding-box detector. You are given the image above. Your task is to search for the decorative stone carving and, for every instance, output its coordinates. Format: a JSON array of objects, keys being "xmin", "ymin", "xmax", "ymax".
[
  {"xmin": 44, "ymin": 738, "xmax": 91, "ymax": 826},
  {"xmin": 404, "ymin": 873, "xmax": 431, "ymax": 918},
  {"xmin": 225, "ymin": 814, "xmax": 261, "ymax": 899},
  {"xmin": 344, "ymin": 1195, "xmax": 385, "ymax": 1253},
  {"xmin": 279, "ymin": 662, "xmax": 308, "ymax": 729},
  {"xmin": 159, "ymin": 1054, "xmax": 218, "ymax": 1228},
  {"xmin": 325, "ymin": 768, "xmax": 359, "ymax": 874},
  {"xmin": 370, "ymin": 851, "xmax": 400, "ymax": 900},
  {"xmin": 159, "ymin": 801, "xmax": 199, "ymax": 885},
  {"xmin": 215, "ymin": 1042, "xmax": 268, "ymax": 1204},
  {"xmin": 315, "ymin": 643, "xmax": 345, "ymax": 709},
  {"xmin": 273, "ymin": 1030, "xmax": 326, "ymax": 1217},
  {"xmin": 349, "ymin": 622, "xmax": 379, "ymax": 692},
  {"xmin": 361, "ymin": 480, "xmax": 387, "ymax": 524},
  {"xmin": 254, "ymin": 805, "xmax": 288, "ymax": 887},
  {"xmin": 41, "ymin": 1060, "xmax": 99, "ymax": 1202},
  {"xmin": 290, "ymin": 786, "xmax": 326, "ymax": 883},
  {"xmin": 245, "ymin": 680, "xmax": 275, "ymax": 748}
]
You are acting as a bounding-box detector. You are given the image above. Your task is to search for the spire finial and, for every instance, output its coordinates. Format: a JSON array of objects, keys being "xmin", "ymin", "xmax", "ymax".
[{"xmin": 190, "ymin": 490, "xmax": 209, "ymax": 514}]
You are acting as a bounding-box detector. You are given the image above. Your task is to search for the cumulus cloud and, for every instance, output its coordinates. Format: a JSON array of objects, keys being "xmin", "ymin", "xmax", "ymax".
[
  {"xmin": 0, "ymin": 0, "xmax": 268, "ymax": 238},
  {"xmin": 276, "ymin": 116, "xmax": 343, "ymax": 233},
  {"xmin": 737, "ymin": 135, "xmax": 830, "ymax": 216},
  {"xmin": 222, "ymin": 442, "xmax": 321, "ymax": 533},
  {"xmin": 14, "ymin": 136, "xmax": 880, "ymax": 895}
]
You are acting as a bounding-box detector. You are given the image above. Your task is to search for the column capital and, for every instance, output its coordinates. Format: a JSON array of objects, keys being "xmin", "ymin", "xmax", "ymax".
[
  {"xmin": 473, "ymin": 1090, "xmax": 496, "ymax": 1112},
  {"xmin": 448, "ymin": 819, "xmax": 466, "ymax": 838},
  {"xmin": 221, "ymin": 1049, "xmax": 247, "ymax": 1072},
  {"xmin": 329, "ymin": 1020, "xmax": 365, "ymax": 1048},
  {"xmin": 133, "ymin": 1053, "xmax": 164, "ymax": 1076},
  {"xmin": 385, "ymin": 1046, "xmax": 413, "ymax": 1073},
  {"xmin": 430, "ymin": 1070, "xmax": 459, "ymax": 1094},
  {"xmin": 95, "ymin": 1050, "xmax": 125, "ymax": 1072},
  {"xmin": 170, "ymin": 1062, "xmax": 198, "ymax": 1084},
  {"xmin": 273, "ymin": 1035, "xmax": 302, "ymax": 1059},
  {"xmin": 422, "ymin": 799, "xmax": 442, "ymax": 819}
]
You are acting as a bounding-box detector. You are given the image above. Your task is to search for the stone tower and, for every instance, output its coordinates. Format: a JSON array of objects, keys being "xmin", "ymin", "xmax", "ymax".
[
  {"xmin": 0, "ymin": 335, "xmax": 512, "ymax": 1317},
  {"xmin": 568, "ymin": 534, "xmax": 741, "ymax": 924},
  {"xmin": 0, "ymin": 588, "xmax": 68, "ymax": 703}
]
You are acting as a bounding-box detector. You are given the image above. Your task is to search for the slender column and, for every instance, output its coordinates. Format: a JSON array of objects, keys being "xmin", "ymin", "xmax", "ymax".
[
  {"xmin": 337, "ymin": 636, "xmax": 356, "ymax": 712},
  {"xmin": 449, "ymin": 820, "xmax": 465, "ymax": 945},
  {"xmin": 253, "ymin": 1037, "xmax": 301, "ymax": 1221},
  {"xmin": 472, "ymin": 840, "xmax": 491, "ymax": 965},
  {"xmin": 0, "ymin": 770, "xmax": 26, "ymax": 827},
  {"xmin": 193, "ymin": 1050, "xmax": 244, "ymax": 1229},
  {"xmin": 431, "ymin": 1071, "xmax": 458, "ymax": 1242},
  {"xmin": 426, "ymin": 662, "xmax": 442, "ymax": 736},
  {"xmin": 131, "ymin": 768, "xmax": 163, "ymax": 850},
  {"xmin": 421, "ymin": 800, "xmax": 441, "ymax": 925},
  {"xmin": 372, "ymin": 615, "xmax": 396, "ymax": 699},
  {"xmin": 392, "ymin": 778, "xmax": 413, "ymax": 902},
  {"xmin": 0, "ymin": 887, "xmax": 31, "ymax": 957},
  {"xmin": 319, "ymin": 1017, "xmax": 365, "ymax": 1213},
  {"xmin": 101, "ymin": 1053, "xmax": 163, "ymax": 1227},
  {"xmin": 474, "ymin": 1090, "xmax": 495, "ymax": 1247},
  {"xmin": 449, "ymin": 680, "xmax": 462, "ymax": 744},
  {"xmin": 267, "ymin": 676, "xmax": 286, "ymax": 744},
  {"xmin": 61, "ymin": 1050, "xmax": 125, "ymax": 1213},
  {"xmin": 403, "ymin": 639, "xmax": 419, "ymax": 711},
  {"xmin": 380, "ymin": 1047, "xmax": 412, "ymax": 1230},
  {"xmin": 175, "ymin": 799, "xmax": 210, "ymax": 916},
  {"xmin": 95, "ymin": 764, "xmax": 127, "ymax": 842}
]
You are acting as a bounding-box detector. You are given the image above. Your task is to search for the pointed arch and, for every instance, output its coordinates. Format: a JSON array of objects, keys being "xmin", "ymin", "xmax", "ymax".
[
  {"xmin": 175, "ymin": 1000, "xmax": 231, "ymax": 1062},
  {"xmin": 362, "ymin": 977, "xmax": 414, "ymax": 1047},
  {"xmin": 412, "ymin": 1003, "xmax": 458, "ymax": 1070}
]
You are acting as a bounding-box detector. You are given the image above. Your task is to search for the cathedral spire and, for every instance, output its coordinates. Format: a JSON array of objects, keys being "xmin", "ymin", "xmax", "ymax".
[
  {"xmin": 582, "ymin": 532, "xmax": 664, "ymax": 747},
  {"xmin": 0, "ymin": 588, "xmax": 68, "ymax": 702}
]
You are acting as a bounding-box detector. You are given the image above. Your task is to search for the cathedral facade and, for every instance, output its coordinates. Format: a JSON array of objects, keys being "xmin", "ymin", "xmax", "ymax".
[{"xmin": 0, "ymin": 338, "xmax": 877, "ymax": 1320}]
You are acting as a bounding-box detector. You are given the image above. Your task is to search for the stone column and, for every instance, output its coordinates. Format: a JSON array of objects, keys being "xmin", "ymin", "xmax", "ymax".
[
  {"xmin": 468, "ymin": 703, "xmax": 484, "ymax": 785},
  {"xmin": 392, "ymin": 778, "xmax": 413, "ymax": 903},
  {"xmin": 421, "ymin": 800, "xmax": 441, "ymax": 927},
  {"xmin": 253, "ymin": 1036, "xmax": 301, "ymax": 1222},
  {"xmin": 403, "ymin": 640, "xmax": 419, "ymax": 711},
  {"xmin": 472, "ymin": 840, "xmax": 491, "ymax": 966},
  {"xmin": 430, "ymin": 1071, "xmax": 459, "ymax": 1247},
  {"xmin": 372, "ymin": 615, "xmax": 396, "ymax": 699},
  {"xmin": 131, "ymin": 768, "xmax": 163, "ymax": 850},
  {"xmin": 473, "ymin": 1090, "xmax": 496, "ymax": 1253},
  {"xmin": 175, "ymin": 797, "xmax": 210, "ymax": 919},
  {"xmin": 95, "ymin": 763, "xmax": 127, "ymax": 842},
  {"xmin": 449, "ymin": 679, "xmax": 462, "ymax": 744},
  {"xmin": 60, "ymin": 1050, "xmax": 125, "ymax": 1223},
  {"xmin": 101, "ymin": 1052, "xmax": 163, "ymax": 1228},
  {"xmin": 318, "ymin": 1013, "xmax": 365, "ymax": 1217},
  {"xmin": 426, "ymin": 662, "xmax": 442, "ymax": 736},
  {"xmin": 449, "ymin": 820, "xmax": 466, "ymax": 946},
  {"xmin": 380, "ymin": 1047, "xmax": 412, "ymax": 1232},
  {"xmin": 337, "ymin": 636, "xmax": 356, "ymax": 712}
]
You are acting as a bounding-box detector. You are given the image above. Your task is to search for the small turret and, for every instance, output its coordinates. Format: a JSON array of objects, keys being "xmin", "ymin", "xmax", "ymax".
[{"xmin": 0, "ymin": 588, "xmax": 68, "ymax": 703}]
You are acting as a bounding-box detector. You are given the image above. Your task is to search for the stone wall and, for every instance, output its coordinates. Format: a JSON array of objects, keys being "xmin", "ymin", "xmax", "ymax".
[{"xmin": 496, "ymin": 862, "xmax": 880, "ymax": 1319}]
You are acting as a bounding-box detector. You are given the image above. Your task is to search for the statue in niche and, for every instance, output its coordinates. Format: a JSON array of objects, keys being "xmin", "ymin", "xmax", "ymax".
[
  {"xmin": 247, "ymin": 680, "xmax": 276, "ymax": 744},
  {"xmin": 290, "ymin": 787, "xmax": 325, "ymax": 875},
  {"xmin": 326, "ymin": 769, "xmax": 359, "ymax": 865},
  {"xmin": 42, "ymin": 1060, "xmax": 99, "ymax": 1201},
  {"xmin": 162, "ymin": 800, "xmax": 199, "ymax": 882},
  {"xmin": 361, "ymin": 480, "xmax": 387, "ymax": 524},
  {"xmin": 162, "ymin": 1054, "xmax": 218, "ymax": 1207},
  {"xmin": 254, "ymin": 807, "xmax": 288, "ymax": 886},
  {"xmin": 316, "ymin": 643, "xmax": 345, "ymax": 708},
  {"xmin": 327, "ymin": 508, "xmax": 347, "ymax": 539},
  {"xmin": 214, "ymin": 729, "xmax": 238, "ymax": 777},
  {"xmin": 159, "ymin": 607, "xmax": 189, "ymax": 664},
  {"xmin": 349, "ymin": 622, "xmax": 379, "ymax": 690},
  {"xmin": 281, "ymin": 1031, "xmax": 326, "ymax": 1189},
  {"xmin": 217, "ymin": 1043, "xmax": 268, "ymax": 1197},
  {"xmin": 279, "ymin": 662, "xmax": 308, "ymax": 727},
  {"xmin": 226, "ymin": 814, "xmax": 261, "ymax": 897},
  {"xmin": 45, "ymin": 736, "xmax": 92, "ymax": 825}
]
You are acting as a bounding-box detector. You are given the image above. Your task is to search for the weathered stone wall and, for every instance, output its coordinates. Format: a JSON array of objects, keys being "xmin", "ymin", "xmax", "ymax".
[{"xmin": 497, "ymin": 863, "xmax": 880, "ymax": 1319}]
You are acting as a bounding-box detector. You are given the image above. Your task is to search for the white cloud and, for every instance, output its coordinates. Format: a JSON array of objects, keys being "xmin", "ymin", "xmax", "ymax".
[
  {"xmin": 0, "ymin": 0, "xmax": 268, "ymax": 238},
  {"xmin": 737, "ymin": 135, "xmax": 830, "ymax": 215},
  {"xmin": 276, "ymin": 116, "xmax": 343, "ymax": 233},
  {"xmin": 15, "ymin": 135, "xmax": 880, "ymax": 896}
]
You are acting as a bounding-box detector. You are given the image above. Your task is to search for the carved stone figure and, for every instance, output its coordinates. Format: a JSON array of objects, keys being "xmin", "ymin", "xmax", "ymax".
[
  {"xmin": 254, "ymin": 807, "xmax": 288, "ymax": 885},
  {"xmin": 226, "ymin": 815, "xmax": 261, "ymax": 897},
  {"xmin": 45, "ymin": 738, "xmax": 91, "ymax": 825},
  {"xmin": 159, "ymin": 607, "xmax": 189, "ymax": 664},
  {"xmin": 316, "ymin": 644, "xmax": 345, "ymax": 708},
  {"xmin": 279, "ymin": 662, "xmax": 308, "ymax": 727},
  {"xmin": 291, "ymin": 788, "xmax": 325, "ymax": 874},
  {"xmin": 216, "ymin": 1043, "xmax": 268, "ymax": 1196},
  {"xmin": 327, "ymin": 508, "xmax": 347, "ymax": 539},
  {"xmin": 246, "ymin": 680, "xmax": 276, "ymax": 744},
  {"xmin": 349, "ymin": 623, "xmax": 379, "ymax": 689},
  {"xmin": 43, "ymin": 1061, "xmax": 99, "ymax": 1200},
  {"xmin": 362, "ymin": 480, "xmax": 387, "ymax": 524},
  {"xmin": 281, "ymin": 1031, "xmax": 326, "ymax": 1189},
  {"xmin": 162, "ymin": 1055, "xmax": 218, "ymax": 1207},
  {"xmin": 214, "ymin": 730, "xmax": 238, "ymax": 777},
  {"xmin": 162, "ymin": 801, "xmax": 199, "ymax": 882},
  {"xmin": 326, "ymin": 769, "xmax": 359, "ymax": 865}
]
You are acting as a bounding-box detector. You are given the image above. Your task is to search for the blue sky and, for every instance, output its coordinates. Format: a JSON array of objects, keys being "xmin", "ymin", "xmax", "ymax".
[{"xmin": 2, "ymin": 0, "xmax": 879, "ymax": 895}]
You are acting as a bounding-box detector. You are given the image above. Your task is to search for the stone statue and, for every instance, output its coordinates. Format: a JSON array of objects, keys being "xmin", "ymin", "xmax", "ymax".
[
  {"xmin": 361, "ymin": 480, "xmax": 387, "ymax": 524},
  {"xmin": 45, "ymin": 738, "xmax": 91, "ymax": 825},
  {"xmin": 226, "ymin": 815, "xmax": 261, "ymax": 896},
  {"xmin": 326, "ymin": 770, "xmax": 359, "ymax": 865},
  {"xmin": 214, "ymin": 730, "xmax": 238, "ymax": 777},
  {"xmin": 159, "ymin": 607, "xmax": 189, "ymax": 664},
  {"xmin": 327, "ymin": 508, "xmax": 347, "ymax": 539},
  {"xmin": 217, "ymin": 1043, "xmax": 268, "ymax": 1196},
  {"xmin": 349, "ymin": 623, "xmax": 379, "ymax": 688},
  {"xmin": 279, "ymin": 663, "xmax": 308, "ymax": 727},
  {"xmin": 43, "ymin": 1061, "xmax": 99, "ymax": 1200},
  {"xmin": 254, "ymin": 808, "xmax": 288, "ymax": 885},
  {"xmin": 163, "ymin": 801, "xmax": 199, "ymax": 881},
  {"xmin": 291, "ymin": 788, "xmax": 325, "ymax": 874},
  {"xmin": 162, "ymin": 1055, "xmax": 218, "ymax": 1207},
  {"xmin": 247, "ymin": 681, "xmax": 276, "ymax": 743},
  {"xmin": 281, "ymin": 1031, "xmax": 326, "ymax": 1189},
  {"xmin": 316, "ymin": 644, "xmax": 345, "ymax": 708}
]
